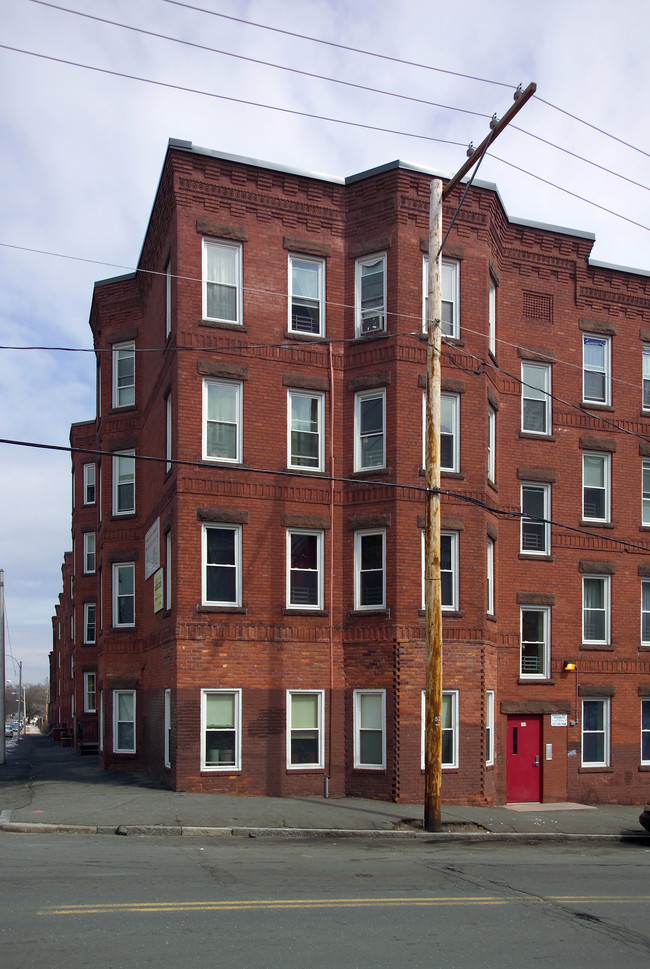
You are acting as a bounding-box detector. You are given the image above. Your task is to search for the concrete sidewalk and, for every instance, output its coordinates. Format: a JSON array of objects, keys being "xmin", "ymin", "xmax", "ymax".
[{"xmin": 1, "ymin": 732, "xmax": 648, "ymax": 841}]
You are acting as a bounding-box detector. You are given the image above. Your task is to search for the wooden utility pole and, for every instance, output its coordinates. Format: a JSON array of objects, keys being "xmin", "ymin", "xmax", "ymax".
[{"xmin": 424, "ymin": 82, "xmax": 537, "ymax": 832}]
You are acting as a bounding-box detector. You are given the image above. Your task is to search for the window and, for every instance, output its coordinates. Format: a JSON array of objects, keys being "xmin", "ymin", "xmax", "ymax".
[
  {"xmin": 642, "ymin": 699, "xmax": 650, "ymax": 765},
  {"xmin": 203, "ymin": 379, "xmax": 242, "ymax": 463},
  {"xmin": 521, "ymin": 483, "xmax": 550, "ymax": 554},
  {"xmin": 165, "ymin": 259, "xmax": 172, "ymax": 338},
  {"xmin": 201, "ymin": 689, "xmax": 241, "ymax": 770},
  {"xmin": 354, "ymin": 390, "xmax": 385, "ymax": 471},
  {"xmin": 166, "ymin": 530, "xmax": 172, "ymax": 611},
  {"xmin": 582, "ymin": 452, "xmax": 610, "ymax": 522},
  {"xmin": 354, "ymin": 690, "xmax": 385, "ymax": 768},
  {"xmin": 202, "ymin": 239, "xmax": 242, "ymax": 324},
  {"xmin": 289, "ymin": 255, "xmax": 325, "ymax": 335},
  {"xmin": 583, "ymin": 574, "xmax": 610, "ymax": 644},
  {"xmin": 83, "ymin": 463, "xmax": 96, "ymax": 505},
  {"xmin": 164, "ymin": 689, "xmax": 171, "ymax": 769},
  {"xmin": 643, "ymin": 347, "xmax": 650, "ymax": 410},
  {"xmin": 521, "ymin": 362, "xmax": 551, "ymax": 435},
  {"xmin": 643, "ymin": 461, "xmax": 650, "ymax": 526},
  {"xmin": 113, "ymin": 451, "xmax": 135, "ymax": 515},
  {"xmin": 420, "ymin": 690, "xmax": 458, "ymax": 769},
  {"xmin": 112, "ymin": 342, "xmax": 135, "ymax": 408},
  {"xmin": 422, "ymin": 257, "xmax": 459, "ymax": 339},
  {"xmin": 581, "ymin": 698, "xmax": 610, "ymax": 767},
  {"xmin": 83, "ymin": 532, "xmax": 96, "ymax": 574},
  {"xmin": 487, "ymin": 537, "xmax": 494, "ymax": 616},
  {"xmin": 354, "ymin": 530, "xmax": 385, "ymax": 610},
  {"xmin": 441, "ymin": 393, "xmax": 460, "ymax": 472},
  {"xmin": 421, "ymin": 531, "xmax": 458, "ymax": 611},
  {"xmin": 486, "ymin": 690, "xmax": 495, "ymax": 766},
  {"xmin": 286, "ymin": 530, "xmax": 323, "ymax": 609},
  {"xmin": 166, "ymin": 394, "xmax": 172, "ymax": 473},
  {"xmin": 112, "ymin": 563, "xmax": 135, "ymax": 628},
  {"xmin": 287, "ymin": 691, "xmax": 324, "ymax": 768},
  {"xmin": 488, "ymin": 276, "xmax": 496, "ymax": 357},
  {"xmin": 355, "ymin": 253, "xmax": 386, "ymax": 335},
  {"xmin": 288, "ymin": 390, "xmax": 324, "ymax": 471},
  {"xmin": 83, "ymin": 603, "xmax": 96, "ymax": 644},
  {"xmin": 202, "ymin": 524, "xmax": 241, "ymax": 607},
  {"xmin": 487, "ymin": 405, "xmax": 496, "ymax": 482},
  {"xmin": 641, "ymin": 581, "xmax": 650, "ymax": 645},
  {"xmin": 520, "ymin": 607, "xmax": 550, "ymax": 678},
  {"xmin": 113, "ymin": 690, "xmax": 136, "ymax": 753},
  {"xmin": 84, "ymin": 672, "xmax": 96, "ymax": 713},
  {"xmin": 583, "ymin": 334, "xmax": 610, "ymax": 405}
]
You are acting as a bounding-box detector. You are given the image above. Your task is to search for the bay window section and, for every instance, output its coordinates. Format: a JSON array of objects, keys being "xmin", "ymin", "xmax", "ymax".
[{"xmin": 356, "ymin": 254, "xmax": 386, "ymax": 335}]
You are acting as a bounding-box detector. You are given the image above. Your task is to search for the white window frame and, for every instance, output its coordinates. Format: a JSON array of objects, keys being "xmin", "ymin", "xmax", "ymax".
[
  {"xmin": 641, "ymin": 698, "xmax": 650, "ymax": 766},
  {"xmin": 421, "ymin": 690, "xmax": 458, "ymax": 769},
  {"xmin": 113, "ymin": 689, "xmax": 136, "ymax": 754},
  {"xmin": 166, "ymin": 394, "xmax": 172, "ymax": 473},
  {"xmin": 164, "ymin": 689, "xmax": 171, "ymax": 769},
  {"xmin": 582, "ymin": 574, "xmax": 611, "ymax": 645},
  {"xmin": 166, "ymin": 530, "xmax": 172, "ymax": 611},
  {"xmin": 113, "ymin": 450, "xmax": 135, "ymax": 516},
  {"xmin": 84, "ymin": 672, "xmax": 96, "ymax": 713},
  {"xmin": 165, "ymin": 258, "xmax": 172, "ymax": 338},
  {"xmin": 287, "ymin": 390, "xmax": 325, "ymax": 472},
  {"xmin": 202, "ymin": 523, "xmax": 242, "ymax": 607},
  {"xmin": 488, "ymin": 276, "xmax": 496, "ymax": 357},
  {"xmin": 355, "ymin": 253, "xmax": 386, "ymax": 336},
  {"xmin": 422, "ymin": 257, "xmax": 460, "ymax": 340},
  {"xmin": 354, "ymin": 529, "xmax": 386, "ymax": 611},
  {"xmin": 354, "ymin": 689, "xmax": 386, "ymax": 769},
  {"xmin": 643, "ymin": 346, "xmax": 650, "ymax": 411},
  {"xmin": 487, "ymin": 405, "xmax": 496, "ymax": 482},
  {"xmin": 286, "ymin": 690, "xmax": 325, "ymax": 769},
  {"xmin": 112, "ymin": 342, "xmax": 135, "ymax": 408},
  {"xmin": 202, "ymin": 378, "xmax": 243, "ymax": 464},
  {"xmin": 288, "ymin": 254, "xmax": 325, "ymax": 336},
  {"xmin": 642, "ymin": 581, "xmax": 650, "ymax": 646},
  {"xmin": 520, "ymin": 606, "xmax": 550, "ymax": 679},
  {"xmin": 440, "ymin": 393, "xmax": 460, "ymax": 472},
  {"xmin": 83, "ymin": 531, "xmax": 96, "ymax": 574},
  {"xmin": 286, "ymin": 529, "xmax": 324, "ymax": 610},
  {"xmin": 486, "ymin": 690, "xmax": 495, "ymax": 766},
  {"xmin": 201, "ymin": 688, "xmax": 242, "ymax": 771},
  {"xmin": 583, "ymin": 334, "xmax": 611, "ymax": 405},
  {"xmin": 643, "ymin": 460, "xmax": 650, "ymax": 526},
  {"xmin": 202, "ymin": 238, "xmax": 242, "ymax": 325},
  {"xmin": 83, "ymin": 602, "xmax": 96, "ymax": 645},
  {"xmin": 487, "ymin": 537, "xmax": 494, "ymax": 616},
  {"xmin": 421, "ymin": 530, "xmax": 458, "ymax": 611},
  {"xmin": 521, "ymin": 362, "xmax": 551, "ymax": 435},
  {"xmin": 582, "ymin": 452, "xmax": 610, "ymax": 523},
  {"xmin": 112, "ymin": 562, "xmax": 135, "ymax": 628},
  {"xmin": 83, "ymin": 463, "xmax": 96, "ymax": 505},
  {"xmin": 520, "ymin": 482, "xmax": 551, "ymax": 555},
  {"xmin": 354, "ymin": 389, "xmax": 386, "ymax": 471},
  {"xmin": 581, "ymin": 697, "xmax": 610, "ymax": 767}
]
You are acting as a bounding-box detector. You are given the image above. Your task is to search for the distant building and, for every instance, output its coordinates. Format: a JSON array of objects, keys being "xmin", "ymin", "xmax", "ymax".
[{"xmin": 51, "ymin": 140, "xmax": 650, "ymax": 804}]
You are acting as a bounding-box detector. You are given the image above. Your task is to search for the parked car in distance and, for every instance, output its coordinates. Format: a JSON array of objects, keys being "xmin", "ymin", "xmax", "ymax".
[
  {"xmin": 640, "ymin": 803, "xmax": 650, "ymax": 831},
  {"xmin": 4, "ymin": 723, "xmax": 14, "ymax": 738}
]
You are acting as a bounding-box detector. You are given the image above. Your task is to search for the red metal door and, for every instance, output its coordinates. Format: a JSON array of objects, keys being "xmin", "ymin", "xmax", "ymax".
[{"xmin": 507, "ymin": 715, "xmax": 542, "ymax": 802}]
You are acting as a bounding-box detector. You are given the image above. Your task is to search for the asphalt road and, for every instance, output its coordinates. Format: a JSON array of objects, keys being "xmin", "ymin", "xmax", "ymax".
[{"xmin": 1, "ymin": 834, "xmax": 649, "ymax": 969}]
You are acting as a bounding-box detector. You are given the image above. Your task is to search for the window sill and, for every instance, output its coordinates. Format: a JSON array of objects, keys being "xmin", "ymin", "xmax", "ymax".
[
  {"xmin": 198, "ymin": 319, "xmax": 246, "ymax": 332},
  {"xmin": 581, "ymin": 402, "xmax": 614, "ymax": 412},
  {"xmin": 578, "ymin": 766, "xmax": 613, "ymax": 773},
  {"xmin": 517, "ymin": 678, "xmax": 555, "ymax": 686},
  {"xmin": 351, "ymin": 331, "xmax": 390, "ymax": 345},
  {"xmin": 639, "ymin": 643, "xmax": 650, "ymax": 652},
  {"xmin": 107, "ymin": 405, "xmax": 137, "ymax": 415},
  {"xmin": 487, "ymin": 478, "xmax": 498, "ymax": 493},
  {"xmin": 349, "ymin": 609, "xmax": 389, "ymax": 618},
  {"xmin": 284, "ymin": 330, "xmax": 327, "ymax": 342},
  {"xmin": 283, "ymin": 608, "xmax": 329, "ymax": 617},
  {"xmin": 580, "ymin": 642, "xmax": 616, "ymax": 651},
  {"xmin": 352, "ymin": 766, "xmax": 386, "ymax": 773},
  {"xmin": 638, "ymin": 764, "xmax": 650, "ymax": 772},
  {"xmin": 487, "ymin": 612, "xmax": 498, "ymax": 623},
  {"xmin": 197, "ymin": 605, "xmax": 247, "ymax": 615},
  {"xmin": 519, "ymin": 431, "xmax": 557, "ymax": 442},
  {"xmin": 419, "ymin": 609, "xmax": 464, "ymax": 619},
  {"xmin": 350, "ymin": 467, "xmax": 390, "ymax": 479},
  {"xmin": 285, "ymin": 466, "xmax": 327, "ymax": 476},
  {"xmin": 519, "ymin": 553, "xmax": 555, "ymax": 562},
  {"xmin": 579, "ymin": 520, "xmax": 614, "ymax": 529},
  {"xmin": 286, "ymin": 766, "xmax": 326, "ymax": 773},
  {"xmin": 110, "ymin": 625, "xmax": 137, "ymax": 633},
  {"xmin": 440, "ymin": 470, "xmax": 465, "ymax": 480}
]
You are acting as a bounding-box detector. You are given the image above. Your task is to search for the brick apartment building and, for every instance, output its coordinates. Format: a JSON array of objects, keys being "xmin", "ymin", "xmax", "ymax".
[{"xmin": 50, "ymin": 139, "xmax": 650, "ymax": 805}]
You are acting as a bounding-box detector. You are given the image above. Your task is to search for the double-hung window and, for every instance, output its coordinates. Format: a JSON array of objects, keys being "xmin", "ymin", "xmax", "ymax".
[
  {"xmin": 642, "ymin": 699, "xmax": 650, "ymax": 765},
  {"xmin": 113, "ymin": 451, "xmax": 135, "ymax": 515},
  {"xmin": 202, "ymin": 239, "xmax": 242, "ymax": 324},
  {"xmin": 521, "ymin": 483, "xmax": 550, "ymax": 554},
  {"xmin": 422, "ymin": 257, "xmax": 460, "ymax": 339},
  {"xmin": 356, "ymin": 254, "xmax": 386, "ymax": 335},
  {"xmin": 421, "ymin": 690, "xmax": 458, "ymax": 769},
  {"xmin": 520, "ymin": 607, "xmax": 550, "ymax": 678},
  {"xmin": 289, "ymin": 255, "xmax": 325, "ymax": 335},
  {"xmin": 583, "ymin": 334, "xmax": 611, "ymax": 405},
  {"xmin": 583, "ymin": 574, "xmax": 610, "ymax": 644},
  {"xmin": 487, "ymin": 405, "xmax": 496, "ymax": 483},
  {"xmin": 84, "ymin": 672, "xmax": 96, "ymax": 713},
  {"xmin": 641, "ymin": 581, "xmax": 650, "ymax": 645},
  {"xmin": 288, "ymin": 390, "xmax": 324, "ymax": 471},
  {"xmin": 441, "ymin": 393, "xmax": 460, "ymax": 472},
  {"xmin": 643, "ymin": 347, "xmax": 650, "ymax": 410},
  {"xmin": 83, "ymin": 532, "xmax": 96, "ymax": 574},
  {"xmin": 112, "ymin": 342, "xmax": 135, "ymax": 408},
  {"xmin": 486, "ymin": 691, "xmax": 495, "ymax": 766},
  {"xmin": 354, "ymin": 690, "xmax": 385, "ymax": 769},
  {"xmin": 83, "ymin": 602, "xmax": 96, "ymax": 644},
  {"xmin": 165, "ymin": 258, "xmax": 172, "ymax": 338},
  {"xmin": 354, "ymin": 530, "xmax": 385, "ymax": 610},
  {"xmin": 421, "ymin": 531, "xmax": 458, "ymax": 611},
  {"xmin": 643, "ymin": 460, "xmax": 650, "ymax": 526},
  {"xmin": 582, "ymin": 452, "xmax": 610, "ymax": 522},
  {"xmin": 202, "ymin": 523, "xmax": 242, "ymax": 607},
  {"xmin": 488, "ymin": 276, "xmax": 496, "ymax": 356},
  {"xmin": 201, "ymin": 689, "xmax": 241, "ymax": 770},
  {"xmin": 354, "ymin": 390, "xmax": 385, "ymax": 471},
  {"xmin": 487, "ymin": 537, "xmax": 494, "ymax": 616},
  {"xmin": 113, "ymin": 563, "xmax": 135, "ymax": 628},
  {"xmin": 203, "ymin": 379, "xmax": 242, "ymax": 463},
  {"xmin": 164, "ymin": 689, "xmax": 171, "ymax": 769},
  {"xmin": 286, "ymin": 530, "xmax": 323, "ymax": 609},
  {"xmin": 521, "ymin": 362, "xmax": 551, "ymax": 434},
  {"xmin": 83, "ymin": 463, "xmax": 96, "ymax": 504},
  {"xmin": 581, "ymin": 698, "xmax": 610, "ymax": 767},
  {"xmin": 287, "ymin": 690, "xmax": 324, "ymax": 768},
  {"xmin": 113, "ymin": 689, "xmax": 136, "ymax": 753}
]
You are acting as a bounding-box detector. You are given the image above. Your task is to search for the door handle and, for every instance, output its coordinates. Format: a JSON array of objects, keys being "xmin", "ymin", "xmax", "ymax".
[{"xmin": 534, "ymin": 755, "xmax": 540, "ymax": 767}]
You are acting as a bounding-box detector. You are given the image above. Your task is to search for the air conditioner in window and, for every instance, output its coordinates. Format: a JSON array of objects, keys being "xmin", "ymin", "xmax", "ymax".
[{"xmin": 361, "ymin": 313, "xmax": 384, "ymax": 334}]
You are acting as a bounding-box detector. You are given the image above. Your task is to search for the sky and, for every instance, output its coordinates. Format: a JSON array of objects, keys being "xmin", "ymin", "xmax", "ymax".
[{"xmin": 2, "ymin": 0, "xmax": 650, "ymax": 685}]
